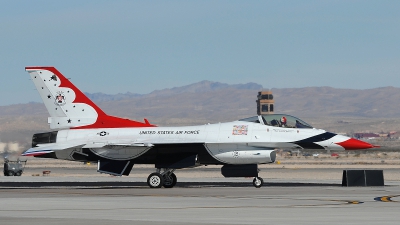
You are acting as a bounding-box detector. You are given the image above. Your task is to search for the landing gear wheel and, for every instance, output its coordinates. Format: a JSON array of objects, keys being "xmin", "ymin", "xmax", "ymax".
[
  {"xmin": 163, "ymin": 173, "xmax": 177, "ymax": 188},
  {"xmin": 147, "ymin": 173, "xmax": 164, "ymax": 188},
  {"xmin": 253, "ymin": 177, "xmax": 264, "ymax": 188}
]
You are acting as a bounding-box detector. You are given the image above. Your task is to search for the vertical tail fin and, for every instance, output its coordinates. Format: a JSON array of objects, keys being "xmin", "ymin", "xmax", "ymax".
[{"xmin": 26, "ymin": 66, "xmax": 155, "ymax": 129}]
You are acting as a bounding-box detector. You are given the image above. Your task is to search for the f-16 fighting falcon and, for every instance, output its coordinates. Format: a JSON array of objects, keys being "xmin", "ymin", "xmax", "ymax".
[{"xmin": 22, "ymin": 67, "xmax": 377, "ymax": 188}]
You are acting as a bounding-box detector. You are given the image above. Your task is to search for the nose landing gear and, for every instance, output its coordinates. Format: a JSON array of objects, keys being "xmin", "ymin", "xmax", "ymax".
[
  {"xmin": 252, "ymin": 177, "xmax": 264, "ymax": 188},
  {"xmin": 147, "ymin": 168, "xmax": 177, "ymax": 188}
]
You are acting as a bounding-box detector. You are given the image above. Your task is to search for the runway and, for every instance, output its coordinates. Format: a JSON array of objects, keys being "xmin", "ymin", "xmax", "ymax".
[{"xmin": 0, "ymin": 178, "xmax": 399, "ymax": 225}]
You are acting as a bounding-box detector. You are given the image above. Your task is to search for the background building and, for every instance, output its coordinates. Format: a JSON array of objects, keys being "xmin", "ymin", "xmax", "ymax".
[{"xmin": 256, "ymin": 91, "xmax": 274, "ymax": 115}]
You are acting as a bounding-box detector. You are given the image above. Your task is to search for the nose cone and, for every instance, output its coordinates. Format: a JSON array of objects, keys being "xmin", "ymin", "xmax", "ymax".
[{"xmin": 336, "ymin": 138, "xmax": 378, "ymax": 150}]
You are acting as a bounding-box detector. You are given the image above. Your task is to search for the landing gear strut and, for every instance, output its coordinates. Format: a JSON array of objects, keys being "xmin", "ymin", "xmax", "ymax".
[
  {"xmin": 146, "ymin": 168, "xmax": 177, "ymax": 188},
  {"xmin": 253, "ymin": 176, "xmax": 264, "ymax": 188},
  {"xmin": 162, "ymin": 170, "xmax": 177, "ymax": 188}
]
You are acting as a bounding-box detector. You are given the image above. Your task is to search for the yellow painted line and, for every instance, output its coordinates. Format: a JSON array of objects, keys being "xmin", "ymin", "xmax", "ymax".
[
  {"xmin": 374, "ymin": 195, "xmax": 400, "ymax": 202},
  {"xmin": 348, "ymin": 201, "xmax": 362, "ymax": 204}
]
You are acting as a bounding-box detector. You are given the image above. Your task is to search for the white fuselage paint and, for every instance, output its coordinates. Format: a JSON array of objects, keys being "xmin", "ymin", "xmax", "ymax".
[{"xmin": 52, "ymin": 121, "xmax": 350, "ymax": 164}]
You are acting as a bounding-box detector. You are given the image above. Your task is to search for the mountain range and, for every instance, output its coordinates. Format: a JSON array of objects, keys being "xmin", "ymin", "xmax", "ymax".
[{"xmin": 1, "ymin": 80, "xmax": 400, "ymax": 144}]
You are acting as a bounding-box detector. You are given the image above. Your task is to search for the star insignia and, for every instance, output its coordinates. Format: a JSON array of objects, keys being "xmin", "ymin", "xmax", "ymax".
[
  {"xmin": 98, "ymin": 131, "xmax": 109, "ymax": 136},
  {"xmin": 67, "ymin": 119, "xmax": 71, "ymax": 123},
  {"xmin": 47, "ymin": 95, "xmax": 51, "ymax": 99}
]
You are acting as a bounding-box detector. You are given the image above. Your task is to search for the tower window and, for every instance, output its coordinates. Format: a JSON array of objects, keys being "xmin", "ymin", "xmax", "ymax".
[{"xmin": 262, "ymin": 104, "xmax": 269, "ymax": 112}]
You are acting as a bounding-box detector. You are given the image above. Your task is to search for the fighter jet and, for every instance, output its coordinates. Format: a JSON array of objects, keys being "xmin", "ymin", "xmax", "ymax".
[{"xmin": 22, "ymin": 67, "xmax": 377, "ymax": 188}]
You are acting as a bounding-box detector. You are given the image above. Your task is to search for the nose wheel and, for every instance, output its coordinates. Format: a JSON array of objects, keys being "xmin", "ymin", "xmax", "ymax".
[{"xmin": 253, "ymin": 177, "xmax": 264, "ymax": 188}]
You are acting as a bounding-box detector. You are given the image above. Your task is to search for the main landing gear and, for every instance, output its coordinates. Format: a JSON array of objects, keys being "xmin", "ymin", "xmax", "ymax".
[{"xmin": 147, "ymin": 168, "xmax": 177, "ymax": 188}]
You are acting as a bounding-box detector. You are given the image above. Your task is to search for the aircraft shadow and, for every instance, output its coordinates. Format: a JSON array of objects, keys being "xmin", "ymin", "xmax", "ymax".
[{"xmin": 0, "ymin": 181, "xmax": 342, "ymax": 188}]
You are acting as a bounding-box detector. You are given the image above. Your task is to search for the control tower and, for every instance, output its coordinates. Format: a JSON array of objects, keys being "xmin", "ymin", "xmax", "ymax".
[{"xmin": 256, "ymin": 91, "xmax": 274, "ymax": 115}]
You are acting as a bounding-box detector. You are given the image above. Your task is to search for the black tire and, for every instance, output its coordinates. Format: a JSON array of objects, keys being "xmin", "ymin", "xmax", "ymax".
[
  {"xmin": 163, "ymin": 173, "xmax": 177, "ymax": 188},
  {"xmin": 147, "ymin": 173, "xmax": 164, "ymax": 188},
  {"xmin": 7, "ymin": 171, "xmax": 14, "ymax": 176},
  {"xmin": 253, "ymin": 177, "xmax": 264, "ymax": 188},
  {"xmin": 15, "ymin": 171, "xmax": 22, "ymax": 176}
]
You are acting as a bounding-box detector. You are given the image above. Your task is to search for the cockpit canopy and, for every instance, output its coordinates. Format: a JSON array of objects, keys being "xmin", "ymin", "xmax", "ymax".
[{"xmin": 239, "ymin": 114, "xmax": 313, "ymax": 129}]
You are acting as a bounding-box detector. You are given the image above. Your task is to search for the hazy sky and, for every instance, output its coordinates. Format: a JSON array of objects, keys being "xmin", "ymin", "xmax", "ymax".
[{"xmin": 1, "ymin": 0, "xmax": 399, "ymax": 105}]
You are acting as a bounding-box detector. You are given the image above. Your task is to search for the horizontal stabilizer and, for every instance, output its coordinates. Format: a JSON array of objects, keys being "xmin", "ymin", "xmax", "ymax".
[
  {"xmin": 35, "ymin": 142, "xmax": 85, "ymax": 150},
  {"xmin": 21, "ymin": 149, "xmax": 54, "ymax": 157},
  {"xmin": 22, "ymin": 142, "xmax": 85, "ymax": 156}
]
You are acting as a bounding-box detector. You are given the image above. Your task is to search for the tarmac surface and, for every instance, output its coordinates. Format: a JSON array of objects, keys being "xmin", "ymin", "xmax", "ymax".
[{"xmin": 0, "ymin": 176, "xmax": 399, "ymax": 225}]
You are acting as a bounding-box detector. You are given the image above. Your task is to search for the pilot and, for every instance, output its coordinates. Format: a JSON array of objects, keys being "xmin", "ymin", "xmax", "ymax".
[{"xmin": 280, "ymin": 116, "xmax": 287, "ymax": 127}]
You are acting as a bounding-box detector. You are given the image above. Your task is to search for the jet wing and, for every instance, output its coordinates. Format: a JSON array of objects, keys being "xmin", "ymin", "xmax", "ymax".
[
  {"xmin": 22, "ymin": 136, "xmax": 204, "ymax": 157},
  {"xmin": 82, "ymin": 142, "xmax": 155, "ymax": 148},
  {"xmin": 96, "ymin": 136, "xmax": 204, "ymax": 147}
]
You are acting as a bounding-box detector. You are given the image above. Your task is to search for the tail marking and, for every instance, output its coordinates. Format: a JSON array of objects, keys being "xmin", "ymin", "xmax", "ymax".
[{"xmin": 26, "ymin": 66, "xmax": 155, "ymax": 129}]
